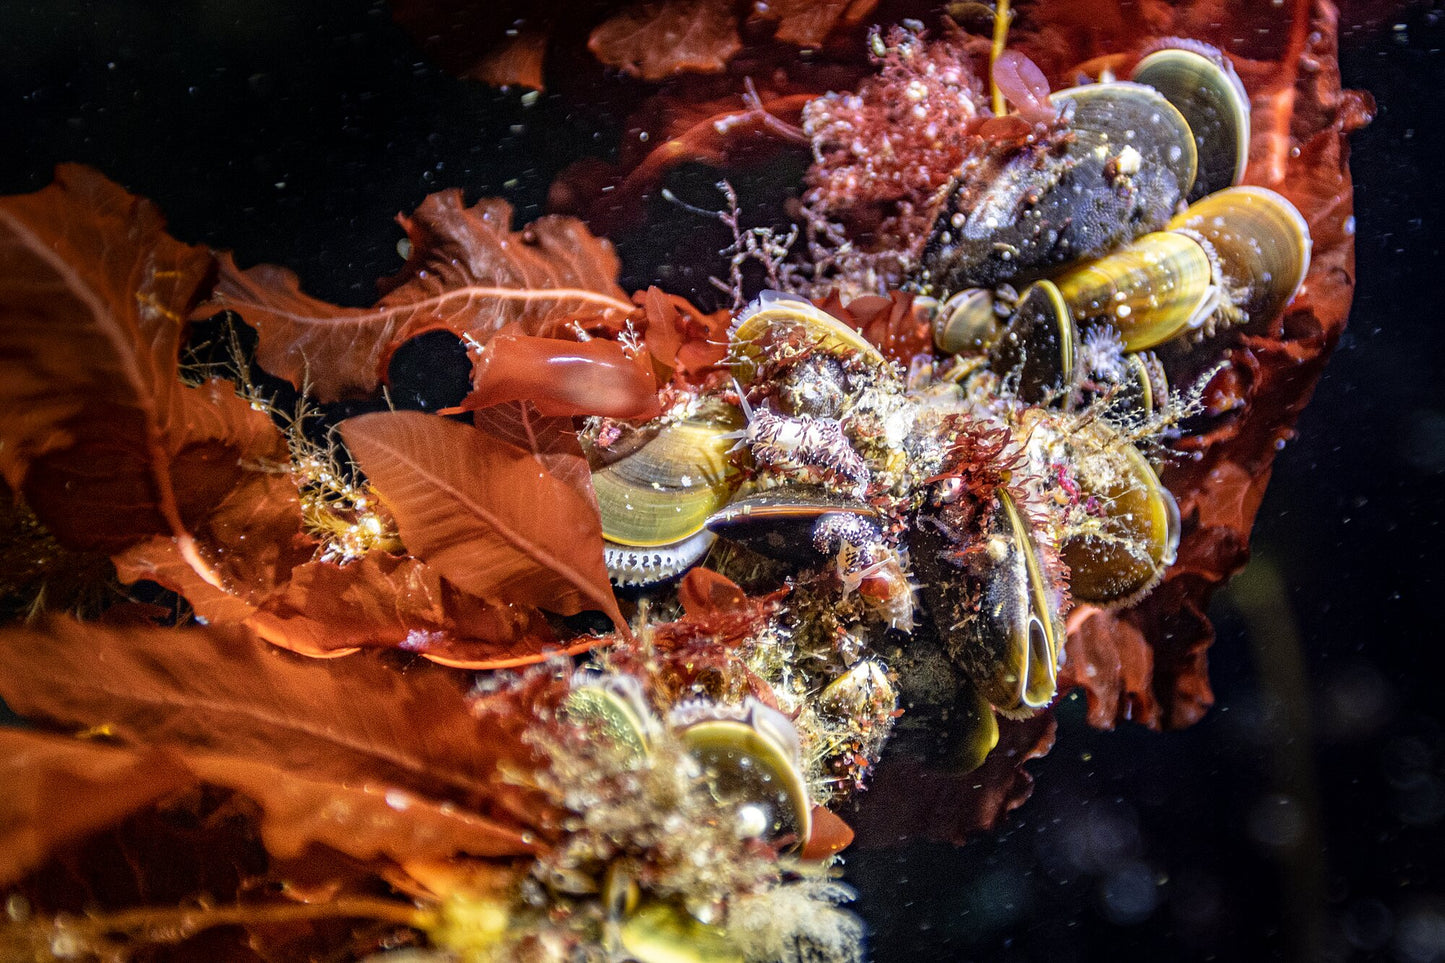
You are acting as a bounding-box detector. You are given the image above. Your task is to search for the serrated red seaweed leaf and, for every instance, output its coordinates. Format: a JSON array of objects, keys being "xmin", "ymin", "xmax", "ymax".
[
  {"xmin": 0, "ymin": 166, "xmax": 323, "ymax": 614},
  {"xmin": 470, "ymin": 403, "xmax": 596, "ymax": 504},
  {"xmin": 0, "ymin": 166, "xmax": 206, "ymax": 557},
  {"xmin": 0, "ymin": 728, "xmax": 536, "ymax": 899},
  {"xmin": 202, "ymin": 192, "xmax": 635, "ymax": 401},
  {"xmin": 0, "ymin": 172, "xmax": 610, "ymax": 667},
  {"xmin": 588, "ymin": 0, "xmax": 743, "ymax": 80},
  {"xmin": 0, "ymin": 730, "xmax": 195, "ymax": 887},
  {"xmin": 339, "ymin": 411, "xmax": 623, "ymax": 632},
  {"xmin": 249, "ymin": 553, "xmax": 566, "ymax": 666}
]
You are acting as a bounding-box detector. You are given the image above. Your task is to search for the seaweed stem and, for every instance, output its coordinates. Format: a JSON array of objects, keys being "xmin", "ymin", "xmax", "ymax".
[
  {"xmin": 989, "ymin": 0, "xmax": 1014, "ymax": 116},
  {"xmin": 742, "ymin": 76, "xmax": 810, "ymax": 146}
]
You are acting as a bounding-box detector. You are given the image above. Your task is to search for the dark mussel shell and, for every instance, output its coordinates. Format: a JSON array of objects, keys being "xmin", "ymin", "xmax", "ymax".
[
  {"xmin": 914, "ymin": 488, "xmax": 1066, "ymax": 717},
  {"xmin": 985, "ymin": 279, "xmax": 1077, "ymax": 403},
  {"xmin": 1131, "ymin": 43, "xmax": 1250, "ymax": 202},
  {"xmin": 918, "ymin": 82, "xmax": 1197, "ymax": 292},
  {"xmin": 705, "ymin": 486, "xmax": 879, "ymax": 564}
]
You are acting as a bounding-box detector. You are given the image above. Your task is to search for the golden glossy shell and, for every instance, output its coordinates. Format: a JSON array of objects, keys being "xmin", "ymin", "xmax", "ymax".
[
  {"xmin": 730, "ymin": 291, "xmax": 885, "ymax": 384},
  {"xmin": 679, "ymin": 710, "xmax": 812, "ymax": 847},
  {"xmin": 1167, "ymin": 186, "xmax": 1312, "ymax": 327},
  {"xmin": 933, "ymin": 287, "xmax": 1003, "ymax": 355},
  {"xmin": 1053, "ymin": 229, "xmax": 1216, "ymax": 351},
  {"xmin": 1132, "ymin": 46, "xmax": 1250, "ymax": 201},
  {"xmin": 950, "ymin": 681, "xmax": 1001, "ymax": 774},
  {"xmin": 619, "ymin": 900, "xmax": 742, "ymax": 963},
  {"xmin": 1060, "ymin": 431, "xmax": 1181, "ymax": 606},
  {"xmin": 593, "ymin": 414, "xmax": 742, "ymax": 549}
]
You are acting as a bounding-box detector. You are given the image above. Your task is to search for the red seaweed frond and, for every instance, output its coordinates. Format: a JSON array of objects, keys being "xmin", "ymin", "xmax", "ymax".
[{"xmin": 934, "ymin": 418, "xmax": 1024, "ymax": 498}]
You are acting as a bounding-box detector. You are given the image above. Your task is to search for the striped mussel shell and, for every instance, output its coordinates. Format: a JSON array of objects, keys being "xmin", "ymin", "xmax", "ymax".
[
  {"xmin": 1038, "ymin": 186, "xmax": 1309, "ymax": 352},
  {"xmin": 1166, "ymin": 185, "xmax": 1312, "ymax": 328}
]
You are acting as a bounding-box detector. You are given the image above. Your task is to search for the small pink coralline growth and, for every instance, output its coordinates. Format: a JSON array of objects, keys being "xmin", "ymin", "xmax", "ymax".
[{"xmin": 801, "ymin": 26, "xmax": 988, "ymax": 283}]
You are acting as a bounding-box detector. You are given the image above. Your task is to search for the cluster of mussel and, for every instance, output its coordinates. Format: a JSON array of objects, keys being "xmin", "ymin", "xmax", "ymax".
[
  {"xmin": 580, "ymin": 43, "xmax": 1309, "ymax": 779},
  {"xmin": 532, "ymin": 40, "xmax": 1316, "ymax": 963},
  {"xmin": 535, "ymin": 674, "xmax": 865, "ymax": 963}
]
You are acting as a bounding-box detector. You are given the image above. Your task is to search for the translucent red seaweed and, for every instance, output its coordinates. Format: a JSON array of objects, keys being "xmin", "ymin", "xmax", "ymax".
[{"xmin": 0, "ymin": 0, "xmax": 1371, "ymax": 954}]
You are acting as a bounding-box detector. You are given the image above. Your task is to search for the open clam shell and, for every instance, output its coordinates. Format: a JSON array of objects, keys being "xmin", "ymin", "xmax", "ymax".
[
  {"xmin": 1132, "ymin": 44, "xmax": 1251, "ymax": 201},
  {"xmin": 933, "ymin": 488, "xmax": 1066, "ymax": 717},
  {"xmin": 1167, "ymin": 186, "xmax": 1312, "ymax": 327}
]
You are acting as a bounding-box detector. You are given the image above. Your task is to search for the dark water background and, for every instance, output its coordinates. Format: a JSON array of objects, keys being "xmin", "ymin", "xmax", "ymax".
[{"xmin": 2, "ymin": 2, "xmax": 1442, "ymax": 960}]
